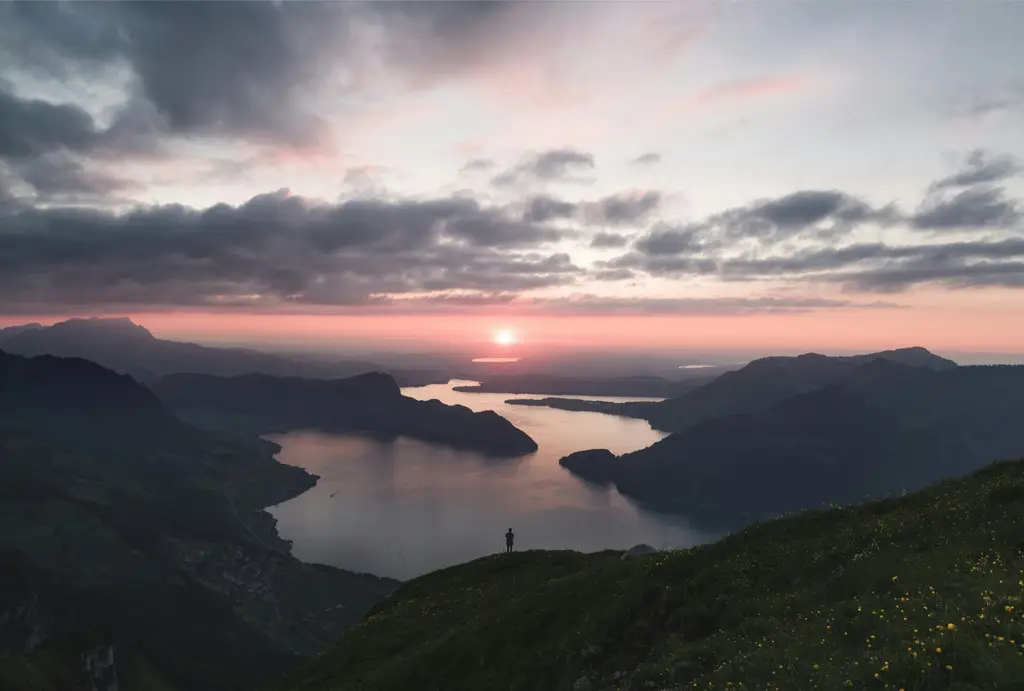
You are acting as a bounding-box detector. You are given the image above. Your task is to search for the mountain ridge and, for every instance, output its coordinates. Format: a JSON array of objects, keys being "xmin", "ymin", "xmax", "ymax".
[
  {"xmin": 559, "ymin": 359, "xmax": 1024, "ymax": 528},
  {"xmin": 509, "ymin": 346, "xmax": 958, "ymax": 431},
  {"xmin": 0, "ymin": 350, "xmax": 401, "ymax": 690},
  {"xmin": 0, "ymin": 317, "xmax": 392, "ymax": 383},
  {"xmin": 152, "ymin": 370, "xmax": 538, "ymax": 456}
]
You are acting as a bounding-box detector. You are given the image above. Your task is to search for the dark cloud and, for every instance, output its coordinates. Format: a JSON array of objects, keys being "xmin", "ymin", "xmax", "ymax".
[
  {"xmin": 601, "ymin": 252, "xmax": 718, "ymax": 278},
  {"xmin": 2, "ymin": 2, "xmax": 346, "ymax": 144},
  {"xmin": 634, "ymin": 228, "xmax": 700, "ymax": 255},
  {"xmin": 929, "ymin": 150, "xmax": 1021, "ymax": 191},
  {"xmin": 531, "ymin": 149, "xmax": 595, "ymax": 179},
  {"xmin": 911, "ymin": 186, "xmax": 1020, "ymax": 231},
  {"xmin": 366, "ymin": 1, "xmax": 553, "ymax": 86},
  {"xmin": 727, "ymin": 190, "xmax": 899, "ymax": 242},
  {"xmin": 0, "ymin": 190, "xmax": 580, "ymax": 311},
  {"xmin": 711, "ymin": 238, "xmax": 1024, "ymax": 292},
  {"xmin": 0, "ymin": 2, "xmax": 565, "ymax": 148},
  {"xmin": 0, "ymin": 87, "xmax": 100, "ymax": 159},
  {"xmin": 608, "ymin": 202, "xmax": 1024, "ymax": 291},
  {"xmin": 0, "ymin": 3, "xmax": 125, "ymax": 77},
  {"xmin": 492, "ymin": 148, "xmax": 595, "ymax": 187},
  {"xmin": 521, "ymin": 195, "xmax": 578, "ymax": 223},
  {"xmin": 14, "ymin": 152, "xmax": 133, "ymax": 199},
  {"xmin": 836, "ymin": 261, "xmax": 1024, "ymax": 292},
  {"xmin": 0, "ymin": 87, "xmax": 137, "ymax": 199},
  {"xmin": 589, "ymin": 268, "xmax": 635, "ymax": 281},
  {"xmin": 585, "ymin": 191, "xmax": 661, "ymax": 226},
  {"xmin": 718, "ymin": 239, "xmax": 1024, "ymax": 278},
  {"xmin": 632, "ymin": 152, "xmax": 661, "ymax": 166},
  {"xmin": 629, "ymin": 190, "xmax": 902, "ymax": 250},
  {"xmin": 518, "ymin": 190, "xmax": 662, "ymax": 227},
  {"xmin": 590, "ymin": 232, "xmax": 630, "ymax": 249}
]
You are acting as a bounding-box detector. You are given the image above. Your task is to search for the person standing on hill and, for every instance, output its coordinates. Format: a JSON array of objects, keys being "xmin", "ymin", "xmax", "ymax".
[{"xmin": 505, "ymin": 528, "xmax": 515, "ymax": 553}]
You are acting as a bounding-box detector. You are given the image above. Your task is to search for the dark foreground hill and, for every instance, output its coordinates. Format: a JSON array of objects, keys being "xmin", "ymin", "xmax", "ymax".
[
  {"xmin": 561, "ymin": 361, "xmax": 1024, "ymax": 528},
  {"xmin": 0, "ymin": 350, "xmax": 399, "ymax": 690},
  {"xmin": 152, "ymin": 371, "xmax": 538, "ymax": 456},
  {"xmin": 270, "ymin": 457, "xmax": 1024, "ymax": 691}
]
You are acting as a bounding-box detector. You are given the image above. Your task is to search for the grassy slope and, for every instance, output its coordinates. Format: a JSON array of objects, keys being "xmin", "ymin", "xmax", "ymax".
[{"xmin": 273, "ymin": 458, "xmax": 1024, "ymax": 691}]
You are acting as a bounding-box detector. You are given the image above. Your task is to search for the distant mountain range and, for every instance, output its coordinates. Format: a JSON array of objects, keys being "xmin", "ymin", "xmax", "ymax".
[
  {"xmin": 0, "ymin": 348, "xmax": 400, "ymax": 690},
  {"xmin": 0, "ymin": 317, "xmax": 737, "ymax": 398},
  {"xmin": 515, "ymin": 346, "xmax": 958, "ymax": 431},
  {"xmin": 0, "ymin": 317, "xmax": 433, "ymax": 384},
  {"xmin": 559, "ymin": 349, "xmax": 1024, "ymax": 529},
  {"xmin": 152, "ymin": 371, "xmax": 538, "ymax": 456}
]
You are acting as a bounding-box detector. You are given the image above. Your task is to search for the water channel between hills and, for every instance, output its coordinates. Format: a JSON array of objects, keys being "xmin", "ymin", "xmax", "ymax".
[{"xmin": 268, "ymin": 380, "xmax": 713, "ymax": 580}]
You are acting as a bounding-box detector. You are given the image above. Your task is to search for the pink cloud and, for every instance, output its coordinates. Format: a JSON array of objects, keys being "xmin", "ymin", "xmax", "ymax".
[
  {"xmin": 694, "ymin": 75, "xmax": 807, "ymax": 106},
  {"xmin": 649, "ymin": 74, "xmax": 808, "ymax": 129}
]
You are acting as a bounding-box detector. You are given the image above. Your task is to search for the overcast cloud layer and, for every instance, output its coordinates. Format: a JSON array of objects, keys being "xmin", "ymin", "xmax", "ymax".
[{"xmin": 1, "ymin": 0, "xmax": 1022, "ymax": 319}]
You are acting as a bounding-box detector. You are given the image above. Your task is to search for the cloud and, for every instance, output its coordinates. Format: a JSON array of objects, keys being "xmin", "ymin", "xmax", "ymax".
[
  {"xmin": 836, "ymin": 262, "xmax": 1024, "ymax": 292},
  {"xmin": 608, "ymin": 236, "xmax": 1024, "ymax": 292},
  {"xmin": 13, "ymin": 152, "xmax": 134, "ymax": 199},
  {"xmin": 626, "ymin": 190, "xmax": 901, "ymax": 253},
  {"xmin": 1, "ymin": 2, "xmax": 350, "ymax": 145},
  {"xmin": 600, "ymin": 173, "xmax": 1024, "ymax": 293},
  {"xmin": 717, "ymin": 238, "xmax": 1024, "ymax": 292},
  {"xmin": 590, "ymin": 232, "xmax": 630, "ymax": 249},
  {"xmin": 634, "ymin": 228, "xmax": 701, "ymax": 256},
  {"xmin": 521, "ymin": 195, "xmax": 578, "ymax": 223},
  {"xmin": 632, "ymin": 152, "xmax": 661, "ymax": 166},
  {"xmin": 730, "ymin": 190, "xmax": 899, "ymax": 240},
  {"xmin": 601, "ymin": 252, "xmax": 719, "ymax": 278},
  {"xmin": 583, "ymin": 190, "xmax": 661, "ymax": 226},
  {"xmin": 0, "ymin": 87, "xmax": 101, "ymax": 158},
  {"xmin": 929, "ymin": 150, "xmax": 1021, "ymax": 191},
  {"xmin": 517, "ymin": 190, "xmax": 661, "ymax": 227},
  {"xmin": 911, "ymin": 186, "xmax": 1020, "ymax": 231},
  {"xmin": 492, "ymin": 148, "xmax": 595, "ymax": 187},
  {"xmin": 0, "ymin": 2, "xmax": 600, "ymax": 150},
  {"xmin": 0, "ymin": 87, "xmax": 139, "ymax": 199},
  {"xmin": 0, "ymin": 189, "xmax": 581, "ymax": 311}
]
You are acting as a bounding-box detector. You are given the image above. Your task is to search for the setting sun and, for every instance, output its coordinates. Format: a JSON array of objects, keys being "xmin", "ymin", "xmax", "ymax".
[{"xmin": 493, "ymin": 329, "xmax": 518, "ymax": 346}]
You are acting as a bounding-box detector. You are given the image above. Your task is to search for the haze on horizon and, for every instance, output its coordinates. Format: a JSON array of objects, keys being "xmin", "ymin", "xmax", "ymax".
[{"xmin": 2, "ymin": 1, "xmax": 1023, "ymax": 356}]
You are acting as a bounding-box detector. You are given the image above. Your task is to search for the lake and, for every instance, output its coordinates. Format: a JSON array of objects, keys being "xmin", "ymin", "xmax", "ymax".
[{"xmin": 268, "ymin": 380, "xmax": 714, "ymax": 580}]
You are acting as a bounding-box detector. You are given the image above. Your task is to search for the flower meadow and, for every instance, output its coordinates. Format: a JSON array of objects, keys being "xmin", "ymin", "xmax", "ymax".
[{"xmin": 273, "ymin": 458, "xmax": 1024, "ymax": 691}]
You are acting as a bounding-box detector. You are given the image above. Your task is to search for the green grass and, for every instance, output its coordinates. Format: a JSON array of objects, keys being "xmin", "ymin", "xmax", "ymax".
[{"xmin": 271, "ymin": 458, "xmax": 1024, "ymax": 691}]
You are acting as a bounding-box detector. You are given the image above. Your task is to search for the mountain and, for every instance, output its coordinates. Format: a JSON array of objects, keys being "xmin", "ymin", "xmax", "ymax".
[
  {"xmin": 269, "ymin": 457, "xmax": 1024, "ymax": 691},
  {"xmin": 0, "ymin": 322, "xmax": 42, "ymax": 337},
  {"xmin": 642, "ymin": 346, "xmax": 957, "ymax": 432},
  {"xmin": 0, "ymin": 317, "xmax": 394, "ymax": 383},
  {"xmin": 152, "ymin": 371, "xmax": 539, "ymax": 456},
  {"xmin": 560, "ymin": 360, "xmax": 1024, "ymax": 529},
  {"xmin": 452, "ymin": 373, "xmax": 714, "ymax": 398},
  {"xmin": 0, "ymin": 349, "xmax": 399, "ymax": 690},
  {"xmin": 512, "ymin": 347, "xmax": 958, "ymax": 431}
]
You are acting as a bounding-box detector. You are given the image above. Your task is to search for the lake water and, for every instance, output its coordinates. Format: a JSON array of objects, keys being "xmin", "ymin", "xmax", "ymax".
[{"xmin": 268, "ymin": 380, "xmax": 714, "ymax": 580}]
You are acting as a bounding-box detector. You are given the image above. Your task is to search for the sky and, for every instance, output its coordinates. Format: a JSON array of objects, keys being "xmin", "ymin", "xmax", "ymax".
[{"xmin": 1, "ymin": 0, "xmax": 1023, "ymax": 354}]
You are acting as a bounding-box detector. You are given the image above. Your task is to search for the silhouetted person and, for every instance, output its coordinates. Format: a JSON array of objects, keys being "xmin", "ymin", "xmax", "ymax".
[{"xmin": 505, "ymin": 528, "xmax": 515, "ymax": 553}]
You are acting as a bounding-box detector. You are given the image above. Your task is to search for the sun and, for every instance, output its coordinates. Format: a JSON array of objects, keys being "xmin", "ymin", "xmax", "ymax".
[{"xmin": 493, "ymin": 329, "xmax": 518, "ymax": 346}]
